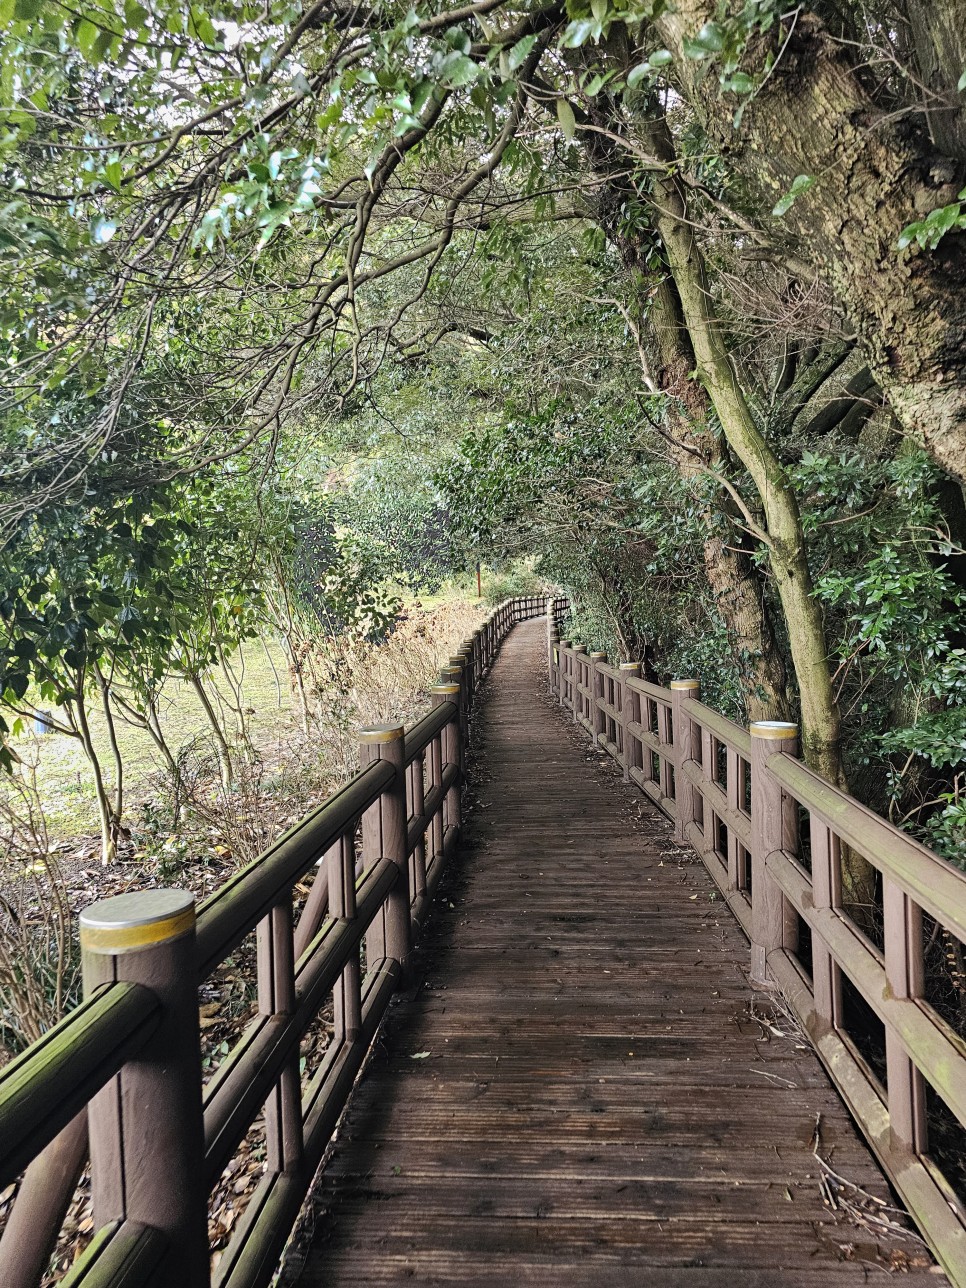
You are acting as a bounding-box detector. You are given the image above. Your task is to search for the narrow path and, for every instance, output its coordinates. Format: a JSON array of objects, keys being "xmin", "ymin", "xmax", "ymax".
[{"xmin": 297, "ymin": 621, "xmax": 941, "ymax": 1286}]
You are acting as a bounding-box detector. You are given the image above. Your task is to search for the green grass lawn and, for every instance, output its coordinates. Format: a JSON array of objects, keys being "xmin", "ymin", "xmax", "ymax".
[{"xmin": 12, "ymin": 639, "xmax": 295, "ymax": 840}]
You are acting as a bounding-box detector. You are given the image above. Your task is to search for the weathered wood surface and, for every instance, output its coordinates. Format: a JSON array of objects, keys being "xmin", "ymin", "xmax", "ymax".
[{"xmin": 297, "ymin": 621, "xmax": 943, "ymax": 1286}]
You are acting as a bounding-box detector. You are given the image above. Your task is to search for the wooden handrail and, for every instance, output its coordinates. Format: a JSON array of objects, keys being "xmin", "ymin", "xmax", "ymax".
[
  {"xmin": 195, "ymin": 759, "xmax": 394, "ymax": 977},
  {"xmin": 0, "ymin": 983, "xmax": 160, "ymax": 1186},
  {"xmin": 0, "ymin": 593, "xmax": 554, "ymax": 1288},
  {"xmin": 547, "ymin": 632, "xmax": 966, "ymax": 1285}
]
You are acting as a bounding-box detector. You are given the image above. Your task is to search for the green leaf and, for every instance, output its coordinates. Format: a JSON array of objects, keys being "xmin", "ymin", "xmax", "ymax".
[
  {"xmin": 683, "ymin": 22, "xmax": 724, "ymax": 59},
  {"xmin": 626, "ymin": 63, "xmax": 652, "ymax": 90},
  {"xmin": 648, "ymin": 49, "xmax": 673, "ymax": 66},
  {"xmin": 556, "ymin": 98, "xmax": 576, "ymax": 141},
  {"xmin": 722, "ymin": 71, "xmax": 754, "ymax": 93},
  {"xmin": 562, "ymin": 18, "xmax": 598, "ymax": 48},
  {"xmin": 4, "ymin": 672, "xmax": 28, "ymax": 699},
  {"xmin": 77, "ymin": 18, "xmax": 101, "ymax": 61},
  {"xmin": 506, "ymin": 34, "xmax": 536, "ymax": 72},
  {"xmin": 441, "ymin": 52, "xmax": 478, "ymax": 88},
  {"xmin": 123, "ymin": 0, "xmax": 148, "ymax": 30},
  {"xmin": 959, "ymin": 68, "xmax": 966, "ymax": 92},
  {"xmin": 772, "ymin": 174, "xmax": 814, "ymax": 217}
]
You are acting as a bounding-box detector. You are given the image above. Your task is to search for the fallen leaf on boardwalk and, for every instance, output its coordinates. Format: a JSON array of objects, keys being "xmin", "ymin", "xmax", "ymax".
[{"xmin": 410, "ymin": 1051, "xmax": 431, "ymax": 1059}]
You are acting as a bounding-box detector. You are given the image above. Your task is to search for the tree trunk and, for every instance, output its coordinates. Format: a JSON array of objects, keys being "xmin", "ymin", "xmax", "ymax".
[
  {"xmin": 655, "ymin": 2, "xmax": 966, "ymax": 484},
  {"xmin": 188, "ymin": 671, "xmax": 234, "ymax": 788},
  {"xmin": 579, "ymin": 94, "xmax": 793, "ymax": 721},
  {"xmin": 647, "ymin": 276, "xmax": 793, "ymax": 722},
  {"xmin": 95, "ymin": 663, "xmax": 124, "ymax": 824},
  {"xmin": 640, "ymin": 111, "xmax": 849, "ymax": 789},
  {"xmin": 70, "ymin": 674, "xmax": 117, "ymax": 865}
]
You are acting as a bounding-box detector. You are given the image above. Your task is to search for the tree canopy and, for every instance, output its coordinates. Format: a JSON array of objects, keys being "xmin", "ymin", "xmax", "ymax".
[{"xmin": 2, "ymin": 0, "xmax": 966, "ymax": 862}]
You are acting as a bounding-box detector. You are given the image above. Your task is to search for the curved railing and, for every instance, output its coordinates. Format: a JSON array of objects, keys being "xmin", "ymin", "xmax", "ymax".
[
  {"xmin": 0, "ymin": 595, "xmax": 552, "ymax": 1288},
  {"xmin": 549, "ymin": 620, "xmax": 966, "ymax": 1286}
]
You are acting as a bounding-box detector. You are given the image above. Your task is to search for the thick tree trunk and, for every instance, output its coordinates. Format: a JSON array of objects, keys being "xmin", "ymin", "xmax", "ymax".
[
  {"xmin": 902, "ymin": 0, "xmax": 966, "ymax": 161},
  {"xmin": 656, "ymin": 3, "xmax": 966, "ymax": 483}
]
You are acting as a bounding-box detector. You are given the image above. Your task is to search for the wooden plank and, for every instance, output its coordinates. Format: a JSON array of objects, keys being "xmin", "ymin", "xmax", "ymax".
[{"xmin": 297, "ymin": 621, "xmax": 944, "ymax": 1286}]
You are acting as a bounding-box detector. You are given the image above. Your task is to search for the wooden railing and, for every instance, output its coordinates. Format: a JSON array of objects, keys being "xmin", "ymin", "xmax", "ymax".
[
  {"xmin": 0, "ymin": 594, "xmax": 550, "ymax": 1288},
  {"xmin": 549, "ymin": 623, "xmax": 966, "ymax": 1285}
]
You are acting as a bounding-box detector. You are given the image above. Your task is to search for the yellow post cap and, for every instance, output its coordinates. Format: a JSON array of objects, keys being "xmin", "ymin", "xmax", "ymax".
[
  {"xmin": 80, "ymin": 889, "xmax": 195, "ymax": 953},
  {"xmin": 670, "ymin": 679, "xmax": 700, "ymax": 690},
  {"xmin": 358, "ymin": 724, "xmax": 405, "ymax": 744},
  {"xmin": 750, "ymin": 720, "xmax": 799, "ymax": 740}
]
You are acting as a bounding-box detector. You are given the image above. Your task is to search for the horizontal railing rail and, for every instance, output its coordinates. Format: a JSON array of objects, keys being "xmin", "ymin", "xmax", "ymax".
[
  {"xmin": 0, "ymin": 594, "xmax": 553, "ymax": 1288},
  {"xmin": 549, "ymin": 626, "xmax": 966, "ymax": 1286}
]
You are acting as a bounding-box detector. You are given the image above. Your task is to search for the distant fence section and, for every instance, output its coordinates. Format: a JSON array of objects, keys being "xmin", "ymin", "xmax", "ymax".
[
  {"xmin": 0, "ymin": 595, "xmax": 552, "ymax": 1288},
  {"xmin": 548, "ymin": 611, "xmax": 966, "ymax": 1286}
]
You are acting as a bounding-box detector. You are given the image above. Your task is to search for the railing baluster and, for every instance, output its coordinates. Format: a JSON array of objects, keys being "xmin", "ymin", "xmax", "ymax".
[
  {"xmin": 590, "ymin": 652, "xmax": 607, "ymax": 746},
  {"xmin": 884, "ymin": 877, "xmax": 928, "ymax": 1152},
  {"xmin": 259, "ymin": 899, "xmax": 303, "ymax": 1174},
  {"xmin": 330, "ymin": 834, "xmax": 362, "ymax": 1043},
  {"xmin": 657, "ymin": 697, "xmax": 674, "ymax": 806},
  {"xmin": 572, "ymin": 645, "xmax": 587, "ymax": 724},
  {"xmin": 810, "ymin": 821, "xmax": 842, "ymax": 1030},
  {"xmin": 427, "ymin": 723, "xmax": 446, "ymax": 863},
  {"xmin": 408, "ymin": 752, "xmax": 427, "ymax": 904},
  {"xmin": 671, "ymin": 680, "xmax": 700, "ymax": 844},
  {"xmin": 619, "ymin": 663, "xmax": 641, "ymax": 783},
  {"xmin": 726, "ymin": 746, "xmax": 742, "ymax": 892}
]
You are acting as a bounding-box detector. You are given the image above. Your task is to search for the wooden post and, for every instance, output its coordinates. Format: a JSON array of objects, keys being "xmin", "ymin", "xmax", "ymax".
[
  {"xmin": 453, "ymin": 648, "xmax": 474, "ymax": 698},
  {"xmin": 809, "ymin": 821, "xmax": 841, "ymax": 1030},
  {"xmin": 329, "ymin": 834, "xmax": 362, "ymax": 1043},
  {"xmin": 559, "ymin": 641, "xmax": 571, "ymax": 709},
  {"xmin": 670, "ymin": 680, "xmax": 700, "ymax": 844},
  {"xmin": 619, "ymin": 663, "xmax": 641, "ymax": 782},
  {"xmin": 431, "ymin": 684, "xmax": 462, "ymax": 837},
  {"xmin": 749, "ymin": 721, "xmax": 800, "ymax": 987},
  {"xmin": 359, "ymin": 725, "xmax": 411, "ymax": 975},
  {"xmin": 408, "ymin": 753, "xmax": 427, "ymax": 903},
  {"xmin": 258, "ymin": 899, "xmax": 303, "ymax": 1174},
  {"xmin": 81, "ymin": 889, "xmax": 209, "ymax": 1287},
  {"xmin": 443, "ymin": 662, "xmax": 468, "ymax": 772},
  {"xmin": 572, "ymin": 645, "xmax": 587, "ymax": 724},
  {"xmin": 547, "ymin": 613, "xmax": 560, "ymax": 693},
  {"xmin": 883, "ymin": 878, "xmax": 927, "ymax": 1153},
  {"xmin": 590, "ymin": 652, "xmax": 607, "ymax": 746}
]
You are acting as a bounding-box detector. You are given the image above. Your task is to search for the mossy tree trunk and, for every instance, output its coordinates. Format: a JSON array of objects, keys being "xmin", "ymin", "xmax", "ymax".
[{"xmin": 655, "ymin": 1, "xmax": 966, "ymax": 485}]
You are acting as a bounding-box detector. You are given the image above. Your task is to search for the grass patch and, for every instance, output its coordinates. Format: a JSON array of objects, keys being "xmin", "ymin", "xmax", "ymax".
[{"xmin": 11, "ymin": 639, "xmax": 293, "ymax": 839}]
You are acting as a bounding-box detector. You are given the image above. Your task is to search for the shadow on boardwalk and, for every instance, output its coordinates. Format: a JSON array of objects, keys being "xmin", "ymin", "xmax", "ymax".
[{"xmin": 293, "ymin": 621, "xmax": 943, "ymax": 1286}]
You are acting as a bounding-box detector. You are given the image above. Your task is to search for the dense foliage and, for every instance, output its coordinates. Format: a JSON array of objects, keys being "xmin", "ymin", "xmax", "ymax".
[{"xmin": 1, "ymin": 0, "xmax": 965, "ymax": 861}]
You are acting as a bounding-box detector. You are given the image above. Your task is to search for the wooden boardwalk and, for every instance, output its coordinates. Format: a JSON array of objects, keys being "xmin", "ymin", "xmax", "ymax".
[{"xmin": 297, "ymin": 621, "xmax": 943, "ymax": 1286}]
